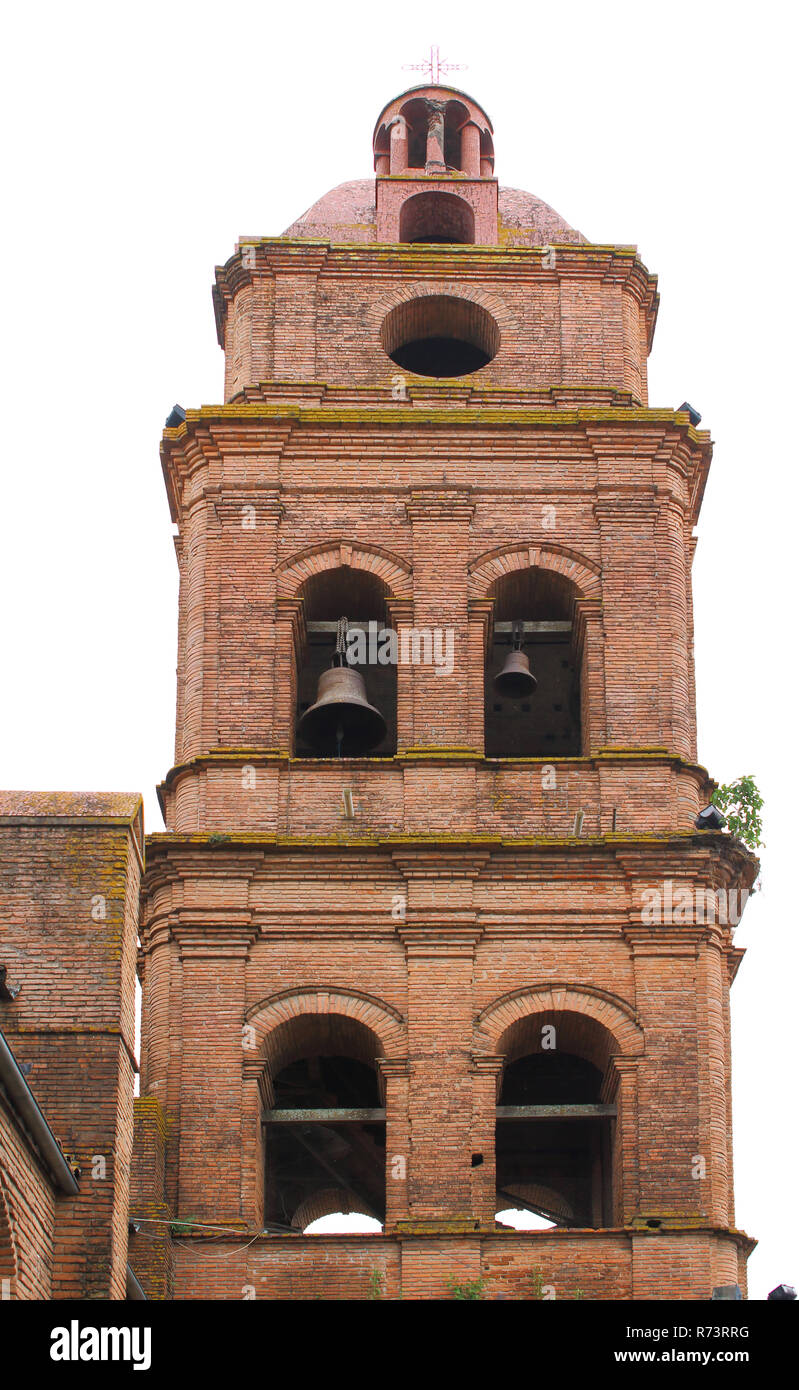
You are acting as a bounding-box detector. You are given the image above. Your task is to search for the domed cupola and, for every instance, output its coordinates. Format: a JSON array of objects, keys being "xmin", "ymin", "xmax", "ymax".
[{"xmin": 371, "ymin": 84, "xmax": 498, "ymax": 245}]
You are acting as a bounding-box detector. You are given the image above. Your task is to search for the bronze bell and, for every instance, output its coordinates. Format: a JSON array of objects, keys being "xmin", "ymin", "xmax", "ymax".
[
  {"xmin": 494, "ymin": 634, "xmax": 538, "ymax": 700},
  {"xmin": 299, "ymin": 662, "xmax": 387, "ymax": 755}
]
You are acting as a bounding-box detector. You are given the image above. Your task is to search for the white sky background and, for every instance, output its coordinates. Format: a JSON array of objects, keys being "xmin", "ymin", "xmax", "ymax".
[{"xmin": 1, "ymin": 0, "xmax": 796, "ymax": 1299}]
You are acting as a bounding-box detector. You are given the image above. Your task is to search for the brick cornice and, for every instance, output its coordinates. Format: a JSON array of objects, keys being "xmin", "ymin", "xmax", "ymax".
[
  {"xmin": 397, "ymin": 927, "xmax": 484, "ymax": 954},
  {"xmin": 165, "ymin": 403, "xmax": 708, "ymax": 433}
]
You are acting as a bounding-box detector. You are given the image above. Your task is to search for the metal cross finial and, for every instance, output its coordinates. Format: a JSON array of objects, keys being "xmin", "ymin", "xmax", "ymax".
[{"xmin": 402, "ymin": 45, "xmax": 467, "ymax": 86}]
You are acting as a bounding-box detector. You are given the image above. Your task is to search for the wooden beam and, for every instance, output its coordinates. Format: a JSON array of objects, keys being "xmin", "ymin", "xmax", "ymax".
[
  {"xmin": 496, "ymin": 1104, "xmax": 616, "ymax": 1120},
  {"xmin": 262, "ymin": 1107, "xmax": 386, "ymax": 1124}
]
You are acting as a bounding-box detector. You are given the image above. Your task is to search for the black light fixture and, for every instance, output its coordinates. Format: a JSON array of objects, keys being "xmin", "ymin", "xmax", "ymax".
[
  {"xmin": 165, "ymin": 404, "xmax": 186, "ymax": 428},
  {"xmin": 678, "ymin": 401, "xmax": 702, "ymax": 426},
  {"xmin": 767, "ymin": 1283, "xmax": 797, "ymax": 1300},
  {"xmin": 695, "ymin": 805, "xmax": 726, "ymax": 831}
]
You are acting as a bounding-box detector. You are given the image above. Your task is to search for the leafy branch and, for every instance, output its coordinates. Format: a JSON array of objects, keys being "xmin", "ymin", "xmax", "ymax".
[{"xmin": 711, "ymin": 774, "xmax": 764, "ymax": 851}]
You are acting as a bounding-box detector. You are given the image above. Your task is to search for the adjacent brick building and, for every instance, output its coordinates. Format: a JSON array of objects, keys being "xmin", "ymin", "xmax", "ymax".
[
  {"xmin": 0, "ymin": 79, "xmax": 757, "ymax": 1301},
  {"xmin": 0, "ymin": 793, "xmax": 144, "ymax": 1300}
]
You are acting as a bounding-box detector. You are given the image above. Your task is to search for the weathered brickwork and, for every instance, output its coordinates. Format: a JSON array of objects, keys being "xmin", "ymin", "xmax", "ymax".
[
  {"xmin": 0, "ymin": 794, "xmax": 143, "ymax": 1299},
  {"xmin": 0, "ymin": 78, "xmax": 755, "ymax": 1303},
  {"xmin": 131, "ymin": 80, "xmax": 760, "ymax": 1301},
  {"xmin": 168, "ymin": 1228, "xmax": 746, "ymax": 1302}
]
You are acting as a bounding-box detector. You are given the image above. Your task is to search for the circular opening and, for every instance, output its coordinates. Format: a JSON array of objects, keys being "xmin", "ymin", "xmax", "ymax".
[{"xmin": 381, "ymin": 295, "xmax": 500, "ymax": 379}]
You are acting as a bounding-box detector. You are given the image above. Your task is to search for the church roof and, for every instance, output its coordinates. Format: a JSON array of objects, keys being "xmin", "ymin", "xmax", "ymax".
[{"xmin": 282, "ymin": 178, "xmax": 587, "ymax": 246}]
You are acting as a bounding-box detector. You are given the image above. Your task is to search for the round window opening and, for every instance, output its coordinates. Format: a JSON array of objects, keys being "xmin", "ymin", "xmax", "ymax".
[{"xmin": 380, "ymin": 295, "xmax": 500, "ymax": 379}]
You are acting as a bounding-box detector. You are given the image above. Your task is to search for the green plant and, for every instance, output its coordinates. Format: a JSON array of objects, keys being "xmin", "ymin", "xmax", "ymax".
[
  {"xmin": 169, "ymin": 1216, "xmax": 196, "ymax": 1237},
  {"xmin": 446, "ymin": 1275, "xmax": 485, "ymax": 1300},
  {"xmin": 367, "ymin": 1267, "xmax": 385, "ymax": 1300},
  {"xmin": 711, "ymin": 774, "xmax": 764, "ymax": 851},
  {"xmin": 523, "ymin": 1268, "xmax": 584, "ymax": 1300}
]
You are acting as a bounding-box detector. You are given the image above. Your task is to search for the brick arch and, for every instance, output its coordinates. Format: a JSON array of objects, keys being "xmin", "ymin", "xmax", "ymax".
[
  {"xmin": 476, "ymin": 985, "xmax": 644, "ymax": 1062},
  {"xmin": 468, "ymin": 544, "xmax": 602, "ymax": 601},
  {"xmin": 0, "ymin": 1169, "xmax": 18, "ymax": 1298},
  {"xmin": 275, "ymin": 542, "xmax": 413, "ymax": 600},
  {"xmin": 245, "ymin": 988, "xmax": 406, "ymax": 1070},
  {"xmin": 366, "ymin": 281, "xmax": 518, "ymax": 337},
  {"xmin": 291, "ymin": 1187, "xmax": 381, "ymax": 1230}
]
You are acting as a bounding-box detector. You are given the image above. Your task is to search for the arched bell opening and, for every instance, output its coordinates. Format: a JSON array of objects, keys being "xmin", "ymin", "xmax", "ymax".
[
  {"xmin": 479, "ymin": 127, "xmax": 495, "ymax": 176},
  {"xmin": 443, "ymin": 99, "xmax": 470, "ymax": 171},
  {"xmin": 399, "ymin": 191, "xmax": 476, "ymax": 245},
  {"xmin": 485, "ymin": 568, "xmax": 582, "ymax": 757},
  {"xmin": 397, "ymin": 98, "xmax": 428, "ymax": 170},
  {"xmin": 494, "ymin": 1012, "xmax": 618, "ymax": 1230},
  {"xmin": 261, "ymin": 1015, "xmax": 387, "ymax": 1233},
  {"xmin": 294, "ymin": 568, "xmax": 397, "ymax": 758},
  {"xmin": 373, "ymin": 122, "xmax": 391, "ymax": 175}
]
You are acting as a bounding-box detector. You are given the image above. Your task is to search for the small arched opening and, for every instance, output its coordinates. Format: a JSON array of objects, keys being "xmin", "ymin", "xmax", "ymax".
[
  {"xmin": 398, "ymin": 98, "xmax": 428, "ymax": 170},
  {"xmin": 399, "ymin": 191, "xmax": 475, "ymax": 245},
  {"xmin": 373, "ymin": 123, "xmax": 391, "ymax": 175},
  {"xmin": 480, "ymin": 128, "xmax": 495, "ymax": 176},
  {"xmin": 381, "ymin": 294, "xmax": 499, "ymax": 378},
  {"xmin": 262, "ymin": 1014, "xmax": 387, "ymax": 1233},
  {"xmin": 494, "ymin": 1010, "xmax": 618, "ymax": 1229},
  {"xmin": 443, "ymin": 99, "xmax": 470, "ymax": 170},
  {"xmin": 294, "ymin": 567, "xmax": 396, "ymax": 758},
  {"xmin": 485, "ymin": 567, "xmax": 582, "ymax": 757}
]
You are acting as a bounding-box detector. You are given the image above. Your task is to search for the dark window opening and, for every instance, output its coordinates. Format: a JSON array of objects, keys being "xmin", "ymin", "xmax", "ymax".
[
  {"xmin": 391, "ymin": 337, "xmax": 489, "ymax": 376},
  {"xmin": 399, "ymin": 191, "xmax": 475, "ymax": 245},
  {"xmin": 294, "ymin": 569, "xmax": 396, "ymax": 758},
  {"xmin": 443, "ymin": 99, "xmax": 469, "ymax": 171},
  {"xmin": 496, "ymin": 1052, "xmax": 613, "ymax": 1230},
  {"xmin": 395, "ymin": 98, "xmax": 428, "ymax": 169},
  {"xmin": 485, "ymin": 568, "xmax": 582, "ymax": 757},
  {"xmin": 381, "ymin": 295, "xmax": 499, "ymax": 381},
  {"xmin": 263, "ymin": 1024, "xmax": 386, "ymax": 1232}
]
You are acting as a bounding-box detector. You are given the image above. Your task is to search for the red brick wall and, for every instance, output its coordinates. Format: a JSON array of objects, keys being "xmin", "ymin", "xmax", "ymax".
[
  {"xmin": 0, "ymin": 795, "xmax": 143, "ymax": 1299},
  {"xmin": 0, "ymin": 1101, "xmax": 55, "ymax": 1298},
  {"xmin": 168, "ymin": 1228, "xmax": 748, "ymax": 1300},
  {"xmin": 138, "ymin": 113, "xmax": 755, "ymax": 1301},
  {"xmin": 215, "ymin": 244, "xmax": 657, "ymax": 402}
]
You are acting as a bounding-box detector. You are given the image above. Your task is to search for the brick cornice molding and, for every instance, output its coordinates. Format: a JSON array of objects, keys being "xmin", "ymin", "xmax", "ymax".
[
  {"xmin": 397, "ymin": 927, "xmax": 484, "ymax": 955},
  {"xmin": 468, "ymin": 597, "xmax": 495, "ymax": 652},
  {"xmin": 171, "ymin": 916, "xmax": 258, "ymax": 958},
  {"xmin": 470, "ymin": 1052, "xmax": 505, "ymax": 1076},
  {"xmin": 390, "ymin": 848, "xmax": 492, "ymax": 880},
  {"xmin": 622, "ymin": 923, "xmax": 727, "ymax": 953}
]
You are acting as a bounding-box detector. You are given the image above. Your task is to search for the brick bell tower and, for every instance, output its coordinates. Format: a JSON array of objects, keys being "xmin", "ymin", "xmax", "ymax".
[{"xmin": 130, "ymin": 81, "xmax": 758, "ymax": 1301}]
